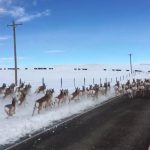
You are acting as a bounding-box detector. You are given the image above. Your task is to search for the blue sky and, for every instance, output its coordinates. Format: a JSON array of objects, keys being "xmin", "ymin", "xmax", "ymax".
[{"xmin": 0, "ymin": 0, "xmax": 150, "ymax": 66}]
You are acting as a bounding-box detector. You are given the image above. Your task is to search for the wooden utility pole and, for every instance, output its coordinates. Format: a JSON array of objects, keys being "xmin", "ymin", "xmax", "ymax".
[
  {"xmin": 129, "ymin": 53, "xmax": 133, "ymax": 74},
  {"xmin": 8, "ymin": 21, "xmax": 22, "ymax": 86}
]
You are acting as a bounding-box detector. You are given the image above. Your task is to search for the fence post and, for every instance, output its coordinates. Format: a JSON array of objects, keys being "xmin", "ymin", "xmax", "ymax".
[
  {"xmin": 93, "ymin": 78, "xmax": 95, "ymax": 85},
  {"xmin": 116, "ymin": 77, "xmax": 117, "ymax": 82},
  {"xmin": 111, "ymin": 78, "xmax": 112, "ymax": 83},
  {"xmin": 61, "ymin": 77, "xmax": 62, "ymax": 88},
  {"xmin": 42, "ymin": 77, "xmax": 45, "ymax": 85},
  {"xmin": 19, "ymin": 78, "xmax": 22, "ymax": 85},
  {"xmin": 123, "ymin": 75, "xmax": 124, "ymax": 80},
  {"xmin": 100, "ymin": 78, "xmax": 101, "ymax": 85},
  {"xmin": 74, "ymin": 78, "xmax": 76, "ymax": 88},
  {"xmin": 84, "ymin": 77, "xmax": 85, "ymax": 86},
  {"xmin": 120, "ymin": 76, "xmax": 121, "ymax": 81}
]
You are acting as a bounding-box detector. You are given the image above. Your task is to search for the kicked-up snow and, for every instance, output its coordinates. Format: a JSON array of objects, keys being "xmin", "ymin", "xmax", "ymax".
[{"xmin": 0, "ymin": 64, "xmax": 150, "ymax": 146}]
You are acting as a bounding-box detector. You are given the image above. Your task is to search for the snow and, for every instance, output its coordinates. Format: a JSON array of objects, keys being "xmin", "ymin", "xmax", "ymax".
[{"xmin": 0, "ymin": 64, "xmax": 150, "ymax": 146}]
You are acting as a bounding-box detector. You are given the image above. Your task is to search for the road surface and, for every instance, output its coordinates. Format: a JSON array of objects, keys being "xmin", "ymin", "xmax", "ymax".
[{"xmin": 5, "ymin": 95, "xmax": 150, "ymax": 150}]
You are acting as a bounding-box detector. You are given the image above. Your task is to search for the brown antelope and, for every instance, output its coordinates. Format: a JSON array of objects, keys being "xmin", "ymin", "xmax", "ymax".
[
  {"xmin": 114, "ymin": 84, "xmax": 119, "ymax": 95},
  {"xmin": 70, "ymin": 87, "xmax": 80, "ymax": 101},
  {"xmin": 55, "ymin": 89, "xmax": 66, "ymax": 106},
  {"xmin": 126, "ymin": 87, "xmax": 133, "ymax": 99},
  {"xmin": 15, "ymin": 82, "xmax": 25, "ymax": 92},
  {"xmin": 20, "ymin": 83, "xmax": 31, "ymax": 95},
  {"xmin": 86, "ymin": 85, "xmax": 95, "ymax": 97},
  {"xmin": 80, "ymin": 86, "xmax": 86, "ymax": 97},
  {"xmin": 144, "ymin": 80, "xmax": 150, "ymax": 96},
  {"xmin": 131, "ymin": 85, "xmax": 138, "ymax": 98},
  {"xmin": 4, "ymin": 97, "xmax": 17, "ymax": 117},
  {"xmin": 103, "ymin": 82, "xmax": 108, "ymax": 95},
  {"xmin": 17, "ymin": 91, "xmax": 26, "ymax": 106},
  {"xmin": 126, "ymin": 80, "xmax": 130, "ymax": 86},
  {"xmin": 107, "ymin": 82, "xmax": 111, "ymax": 90},
  {"xmin": 35, "ymin": 83, "xmax": 46, "ymax": 93},
  {"xmin": 3, "ymin": 83, "xmax": 15, "ymax": 98},
  {"xmin": 114, "ymin": 81, "xmax": 124, "ymax": 96},
  {"xmin": 92, "ymin": 84, "xmax": 99, "ymax": 100},
  {"xmin": 32, "ymin": 89, "xmax": 54, "ymax": 116},
  {"xmin": 63, "ymin": 89, "xmax": 69, "ymax": 102},
  {"xmin": 99, "ymin": 84, "xmax": 105, "ymax": 95},
  {"xmin": 138, "ymin": 84, "xmax": 145, "ymax": 97},
  {"xmin": 0, "ymin": 83, "xmax": 6, "ymax": 93}
]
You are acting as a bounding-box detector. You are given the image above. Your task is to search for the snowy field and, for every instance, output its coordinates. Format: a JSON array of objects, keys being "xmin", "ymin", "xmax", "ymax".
[{"xmin": 0, "ymin": 64, "xmax": 150, "ymax": 146}]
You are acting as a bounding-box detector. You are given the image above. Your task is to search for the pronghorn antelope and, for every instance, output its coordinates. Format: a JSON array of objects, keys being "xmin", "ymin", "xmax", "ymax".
[
  {"xmin": 16, "ymin": 84, "xmax": 31, "ymax": 106},
  {"xmin": 99, "ymin": 84, "xmax": 105, "ymax": 95},
  {"xmin": 137, "ymin": 84, "xmax": 145, "ymax": 97},
  {"xmin": 114, "ymin": 83, "xmax": 124, "ymax": 96},
  {"xmin": 55, "ymin": 89, "xmax": 68, "ymax": 105},
  {"xmin": 70, "ymin": 87, "xmax": 80, "ymax": 101},
  {"xmin": 103, "ymin": 82, "xmax": 108, "ymax": 95},
  {"xmin": 0, "ymin": 83, "xmax": 6, "ymax": 93},
  {"xmin": 124, "ymin": 79, "xmax": 150, "ymax": 99},
  {"xmin": 80, "ymin": 86, "xmax": 86, "ymax": 97},
  {"xmin": 114, "ymin": 84, "xmax": 119, "ymax": 95},
  {"xmin": 132, "ymin": 78, "xmax": 136, "ymax": 84},
  {"xmin": 17, "ymin": 91, "xmax": 26, "ymax": 106},
  {"xmin": 86, "ymin": 85, "xmax": 96, "ymax": 97},
  {"xmin": 144, "ymin": 80, "xmax": 150, "ymax": 96},
  {"xmin": 92, "ymin": 84, "xmax": 99, "ymax": 100},
  {"xmin": 126, "ymin": 80, "xmax": 130, "ymax": 86},
  {"xmin": 15, "ymin": 82, "xmax": 25, "ymax": 92},
  {"xmin": 20, "ymin": 83, "xmax": 31, "ymax": 95},
  {"xmin": 118, "ymin": 85, "xmax": 124, "ymax": 95},
  {"xmin": 32, "ymin": 89, "xmax": 54, "ymax": 116},
  {"xmin": 131, "ymin": 85, "xmax": 138, "ymax": 98},
  {"xmin": 35, "ymin": 83, "xmax": 46, "ymax": 93},
  {"xmin": 63, "ymin": 89, "xmax": 69, "ymax": 102},
  {"xmin": 107, "ymin": 82, "xmax": 111, "ymax": 90},
  {"xmin": 126, "ymin": 87, "xmax": 133, "ymax": 99},
  {"xmin": 4, "ymin": 97, "xmax": 17, "ymax": 117},
  {"xmin": 3, "ymin": 83, "xmax": 15, "ymax": 98},
  {"xmin": 46, "ymin": 89, "xmax": 54, "ymax": 106}
]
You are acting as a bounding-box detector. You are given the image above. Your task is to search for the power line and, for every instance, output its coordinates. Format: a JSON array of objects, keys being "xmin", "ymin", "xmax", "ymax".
[{"xmin": 7, "ymin": 20, "xmax": 22, "ymax": 86}]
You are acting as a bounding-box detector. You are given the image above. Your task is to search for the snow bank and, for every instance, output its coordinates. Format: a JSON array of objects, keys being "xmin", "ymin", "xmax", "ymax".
[{"xmin": 0, "ymin": 64, "xmax": 149, "ymax": 146}]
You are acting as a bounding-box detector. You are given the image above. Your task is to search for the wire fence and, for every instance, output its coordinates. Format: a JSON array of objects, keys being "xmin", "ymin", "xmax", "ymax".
[{"xmin": 0, "ymin": 69, "xmax": 149, "ymax": 93}]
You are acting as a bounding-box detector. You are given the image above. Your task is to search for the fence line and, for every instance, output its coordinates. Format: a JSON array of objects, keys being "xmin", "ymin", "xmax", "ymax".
[{"xmin": 0, "ymin": 71, "xmax": 143, "ymax": 92}]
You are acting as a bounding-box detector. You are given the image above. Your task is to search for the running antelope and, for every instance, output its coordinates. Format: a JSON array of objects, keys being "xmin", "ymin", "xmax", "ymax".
[
  {"xmin": 86, "ymin": 85, "xmax": 95, "ymax": 97},
  {"xmin": 3, "ymin": 83, "xmax": 15, "ymax": 98},
  {"xmin": 4, "ymin": 97, "xmax": 17, "ymax": 117},
  {"xmin": 126, "ymin": 87, "xmax": 133, "ymax": 99},
  {"xmin": 0, "ymin": 83, "xmax": 6, "ymax": 93},
  {"xmin": 55, "ymin": 89, "xmax": 67, "ymax": 106},
  {"xmin": 17, "ymin": 91, "xmax": 26, "ymax": 106},
  {"xmin": 20, "ymin": 83, "xmax": 31, "ymax": 95},
  {"xmin": 70, "ymin": 87, "xmax": 80, "ymax": 101},
  {"xmin": 15, "ymin": 82, "xmax": 25, "ymax": 92},
  {"xmin": 92, "ymin": 84, "xmax": 99, "ymax": 100},
  {"xmin": 32, "ymin": 89, "xmax": 54, "ymax": 116},
  {"xmin": 35, "ymin": 83, "xmax": 46, "ymax": 93},
  {"xmin": 80, "ymin": 86, "xmax": 86, "ymax": 97}
]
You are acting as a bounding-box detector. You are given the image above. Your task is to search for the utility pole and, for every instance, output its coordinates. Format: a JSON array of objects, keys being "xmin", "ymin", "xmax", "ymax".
[
  {"xmin": 129, "ymin": 53, "xmax": 133, "ymax": 74},
  {"xmin": 8, "ymin": 20, "xmax": 22, "ymax": 86}
]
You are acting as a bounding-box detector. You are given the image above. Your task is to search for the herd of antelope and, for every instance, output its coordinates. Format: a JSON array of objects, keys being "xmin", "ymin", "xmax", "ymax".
[
  {"xmin": 114, "ymin": 79, "xmax": 150, "ymax": 99},
  {"xmin": 1, "ymin": 78, "xmax": 150, "ymax": 117}
]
